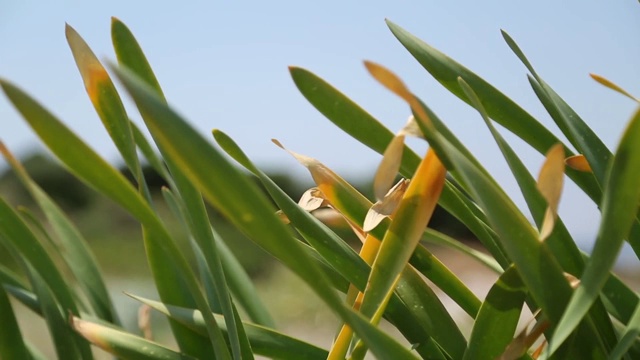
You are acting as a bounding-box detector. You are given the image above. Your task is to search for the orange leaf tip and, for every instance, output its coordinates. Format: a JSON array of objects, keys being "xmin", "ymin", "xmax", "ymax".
[{"xmin": 565, "ymin": 155, "xmax": 592, "ymax": 172}]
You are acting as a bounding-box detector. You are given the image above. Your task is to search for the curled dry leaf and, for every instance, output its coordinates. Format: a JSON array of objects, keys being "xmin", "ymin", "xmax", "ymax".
[
  {"xmin": 364, "ymin": 179, "xmax": 410, "ymax": 232},
  {"xmin": 565, "ymin": 154, "xmax": 592, "ymax": 173},
  {"xmin": 374, "ymin": 134, "xmax": 405, "ymax": 201},
  {"xmin": 398, "ymin": 115, "xmax": 424, "ymax": 138},
  {"xmin": 537, "ymin": 144, "xmax": 565, "ymax": 241},
  {"xmin": 298, "ymin": 187, "xmax": 328, "ymax": 211}
]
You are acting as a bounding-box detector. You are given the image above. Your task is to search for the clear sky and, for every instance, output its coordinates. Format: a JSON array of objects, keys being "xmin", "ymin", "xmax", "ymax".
[{"xmin": 1, "ymin": 1, "xmax": 639, "ymax": 253}]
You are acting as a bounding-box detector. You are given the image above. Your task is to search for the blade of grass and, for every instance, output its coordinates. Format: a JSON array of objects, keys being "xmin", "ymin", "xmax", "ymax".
[
  {"xmin": 215, "ymin": 129, "xmax": 465, "ymax": 358},
  {"xmin": 464, "ymin": 266, "xmax": 528, "ymax": 360},
  {"xmin": 0, "ymin": 79, "xmax": 227, "ymax": 359},
  {"xmin": 457, "ymin": 77, "xmax": 620, "ymax": 349},
  {"xmin": 111, "ymin": 21, "xmax": 251, "ymax": 358},
  {"xmin": 609, "ymin": 303, "xmax": 640, "ymax": 360},
  {"xmin": 368, "ymin": 61, "xmax": 609, "ymax": 358},
  {"xmin": 289, "ymin": 66, "xmax": 508, "ymax": 268},
  {"xmin": 110, "ymin": 63, "xmax": 420, "ymax": 360},
  {"xmin": 549, "ymin": 108, "xmax": 640, "ymax": 355},
  {"xmin": 385, "ymin": 20, "xmax": 601, "ymax": 203},
  {"xmin": 0, "ymin": 285, "xmax": 30, "ymax": 359},
  {"xmin": 422, "ymin": 228, "xmax": 502, "ymax": 274},
  {"xmin": 66, "ymin": 24, "xmax": 145, "ymax": 193},
  {"xmin": 1, "ymin": 143, "xmax": 119, "ymax": 324},
  {"xmin": 26, "ymin": 263, "xmax": 91, "ymax": 359},
  {"xmin": 130, "ymin": 294, "xmax": 329, "ymax": 360}
]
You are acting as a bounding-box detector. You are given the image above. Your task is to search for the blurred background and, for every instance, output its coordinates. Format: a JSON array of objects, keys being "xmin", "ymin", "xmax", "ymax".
[{"xmin": 1, "ymin": 1, "xmax": 639, "ymax": 357}]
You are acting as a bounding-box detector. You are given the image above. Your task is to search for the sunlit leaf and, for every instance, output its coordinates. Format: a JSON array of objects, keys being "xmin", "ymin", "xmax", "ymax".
[
  {"xmin": 0, "ymin": 142, "xmax": 118, "ymax": 324},
  {"xmin": 549, "ymin": 108, "xmax": 640, "ymax": 355},
  {"xmin": 355, "ymin": 148, "xmax": 447, "ymax": 356},
  {"xmin": 464, "ymin": 266, "xmax": 528, "ymax": 360},
  {"xmin": 111, "ymin": 65, "xmax": 418, "ymax": 359},
  {"xmin": 66, "ymin": 24, "xmax": 141, "ymax": 181}
]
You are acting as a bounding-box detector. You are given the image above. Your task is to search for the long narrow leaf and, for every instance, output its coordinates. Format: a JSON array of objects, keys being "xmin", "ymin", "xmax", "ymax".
[
  {"xmin": 66, "ymin": 24, "xmax": 142, "ymax": 185},
  {"xmin": 130, "ymin": 294, "xmax": 329, "ymax": 360},
  {"xmin": 0, "ymin": 143, "xmax": 119, "ymax": 324},
  {"xmin": 458, "ymin": 76, "xmax": 619, "ymax": 349},
  {"xmin": 110, "ymin": 63, "xmax": 419, "ymax": 360},
  {"xmin": 0, "ymin": 79, "xmax": 225, "ymax": 359},
  {"xmin": 549, "ymin": 108, "xmax": 640, "ymax": 355},
  {"xmin": 385, "ymin": 20, "xmax": 601, "ymax": 203},
  {"xmin": 111, "ymin": 20, "xmax": 251, "ymax": 359},
  {"xmin": 215, "ymin": 128, "xmax": 468, "ymax": 357},
  {"xmin": 289, "ymin": 66, "xmax": 509, "ymax": 268},
  {"xmin": 464, "ymin": 266, "xmax": 527, "ymax": 360},
  {"xmin": 367, "ymin": 61, "xmax": 608, "ymax": 358}
]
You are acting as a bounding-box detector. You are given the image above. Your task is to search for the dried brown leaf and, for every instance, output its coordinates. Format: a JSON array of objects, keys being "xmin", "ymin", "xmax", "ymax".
[
  {"xmin": 298, "ymin": 187, "xmax": 327, "ymax": 211},
  {"xmin": 364, "ymin": 179, "xmax": 410, "ymax": 232},
  {"xmin": 537, "ymin": 144, "xmax": 565, "ymax": 241},
  {"xmin": 374, "ymin": 135, "xmax": 405, "ymax": 201}
]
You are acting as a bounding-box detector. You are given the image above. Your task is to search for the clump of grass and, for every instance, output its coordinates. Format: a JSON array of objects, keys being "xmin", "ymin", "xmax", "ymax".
[{"xmin": 1, "ymin": 16, "xmax": 639, "ymax": 360}]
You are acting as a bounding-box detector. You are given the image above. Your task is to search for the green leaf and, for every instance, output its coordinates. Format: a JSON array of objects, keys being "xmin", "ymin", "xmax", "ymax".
[
  {"xmin": 0, "ymin": 78, "xmax": 225, "ymax": 359},
  {"xmin": 549, "ymin": 108, "xmax": 640, "ymax": 355},
  {"xmin": 289, "ymin": 66, "xmax": 509, "ymax": 268},
  {"xmin": 422, "ymin": 228, "xmax": 502, "ymax": 274},
  {"xmin": 213, "ymin": 129, "xmax": 369, "ymax": 289},
  {"xmin": 109, "ymin": 63, "xmax": 419, "ymax": 360},
  {"xmin": 464, "ymin": 266, "xmax": 527, "ymax": 360},
  {"xmin": 214, "ymin": 129, "xmax": 466, "ymax": 357},
  {"xmin": 111, "ymin": 17, "xmax": 166, "ymax": 102},
  {"xmin": 72, "ymin": 316, "xmax": 197, "ymax": 360},
  {"xmin": 161, "ymin": 185, "xmax": 253, "ymax": 360},
  {"xmin": 27, "ymin": 263, "xmax": 91, "ymax": 360},
  {"xmin": 501, "ymin": 31, "xmax": 610, "ymax": 187},
  {"xmin": 0, "ymin": 199, "xmax": 80, "ymax": 318},
  {"xmin": 130, "ymin": 294, "xmax": 329, "ymax": 360},
  {"xmin": 609, "ymin": 302, "xmax": 640, "ymax": 360},
  {"xmin": 110, "ymin": 18, "xmax": 251, "ymax": 359},
  {"xmin": 385, "ymin": 20, "xmax": 601, "ymax": 203},
  {"xmin": 0, "ymin": 286, "xmax": 30, "ymax": 359},
  {"xmin": 457, "ymin": 76, "xmax": 619, "ymax": 349},
  {"xmin": 218, "ymin": 237, "xmax": 275, "ymax": 327},
  {"xmin": 66, "ymin": 24, "xmax": 142, "ymax": 185},
  {"xmin": 1, "ymin": 144, "xmax": 119, "ymax": 324}
]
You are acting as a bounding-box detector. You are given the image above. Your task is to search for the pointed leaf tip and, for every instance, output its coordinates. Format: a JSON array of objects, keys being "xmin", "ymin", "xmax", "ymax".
[{"xmin": 565, "ymin": 154, "xmax": 592, "ymax": 172}]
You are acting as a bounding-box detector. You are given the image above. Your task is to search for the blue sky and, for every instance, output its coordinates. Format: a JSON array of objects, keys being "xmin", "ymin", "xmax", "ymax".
[{"xmin": 1, "ymin": 1, "xmax": 639, "ymax": 252}]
